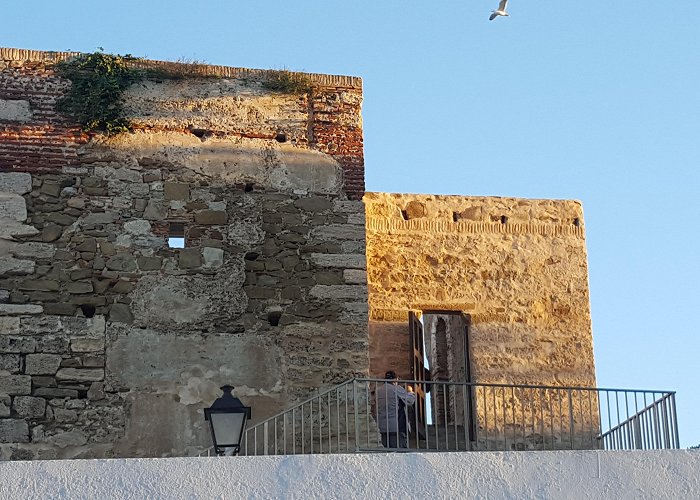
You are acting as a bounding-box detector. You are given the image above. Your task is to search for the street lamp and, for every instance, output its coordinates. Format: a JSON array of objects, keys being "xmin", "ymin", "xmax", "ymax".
[{"xmin": 204, "ymin": 385, "xmax": 252, "ymax": 456}]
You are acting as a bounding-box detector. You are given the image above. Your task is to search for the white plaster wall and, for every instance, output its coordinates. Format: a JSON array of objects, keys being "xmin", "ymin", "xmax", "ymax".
[{"xmin": 0, "ymin": 450, "xmax": 698, "ymax": 499}]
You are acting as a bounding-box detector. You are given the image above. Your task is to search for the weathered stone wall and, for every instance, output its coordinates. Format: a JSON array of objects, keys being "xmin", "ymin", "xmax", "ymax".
[
  {"xmin": 365, "ymin": 193, "xmax": 595, "ymax": 388},
  {"xmin": 0, "ymin": 48, "xmax": 368, "ymax": 459}
]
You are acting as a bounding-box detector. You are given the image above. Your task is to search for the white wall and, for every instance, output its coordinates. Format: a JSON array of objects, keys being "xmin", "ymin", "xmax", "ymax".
[{"xmin": 0, "ymin": 450, "xmax": 698, "ymax": 499}]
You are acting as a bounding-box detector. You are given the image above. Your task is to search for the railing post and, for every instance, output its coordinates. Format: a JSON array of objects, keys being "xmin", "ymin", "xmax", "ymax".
[
  {"xmin": 568, "ymin": 389, "xmax": 574, "ymax": 450},
  {"xmin": 353, "ymin": 379, "xmax": 360, "ymax": 452},
  {"xmin": 633, "ymin": 415, "xmax": 642, "ymax": 450},
  {"xmin": 263, "ymin": 422, "xmax": 269, "ymax": 455},
  {"xmin": 671, "ymin": 393, "xmax": 680, "ymax": 449}
]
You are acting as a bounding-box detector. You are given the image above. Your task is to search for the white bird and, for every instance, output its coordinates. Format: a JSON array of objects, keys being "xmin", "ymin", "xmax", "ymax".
[{"xmin": 489, "ymin": 0, "xmax": 509, "ymax": 20}]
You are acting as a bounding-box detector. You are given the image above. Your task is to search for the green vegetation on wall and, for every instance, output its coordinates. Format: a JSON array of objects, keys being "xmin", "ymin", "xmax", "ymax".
[
  {"xmin": 262, "ymin": 70, "xmax": 314, "ymax": 94},
  {"xmin": 57, "ymin": 52, "xmax": 314, "ymax": 135},
  {"xmin": 56, "ymin": 51, "xmax": 140, "ymax": 135}
]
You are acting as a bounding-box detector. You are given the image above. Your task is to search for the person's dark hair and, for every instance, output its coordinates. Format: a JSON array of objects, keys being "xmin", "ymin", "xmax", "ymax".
[{"xmin": 385, "ymin": 370, "xmax": 397, "ymax": 380}]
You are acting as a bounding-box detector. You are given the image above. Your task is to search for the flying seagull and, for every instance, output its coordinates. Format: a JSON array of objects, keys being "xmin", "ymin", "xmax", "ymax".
[{"xmin": 489, "ymin": 0, "xmax": 509, "ymax": 20}]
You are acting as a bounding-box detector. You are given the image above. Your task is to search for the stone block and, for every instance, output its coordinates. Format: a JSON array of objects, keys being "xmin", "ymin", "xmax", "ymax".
[
  {"xmin": 52, "ymin": 407, "xmax": 77, "ymax": 422},
  {"xmin": 340, "ymin": 302, "xmax": 369, "ymax": 325},
  {"xmin": 41, "ymin": 224, "xmax": 63, "ymax": 242},
  {"xmin": 343, "ymin": 269, "xmax": 367, "ymax": 284},
  {"xmin": 70, "ymin": 269, "xmax": 93, "ymax": 280},
  {"xmin": 75, "ymin": 238, "xmax": 97, "ymax": 252},
  {"xmin": 39, "ymin": 182, "xmax": 61, "ymax": 198},
  {"xmin": 0, "ymin": 304, "xmax": 43, "ymax": 315},
  {"xmin": 25, "ymin": 354, "xmax": 63, "ymax": 375},
  {"xmin": 202, "ymin": 247, "xmax": 224, "ymax": 268},
  {"xmin": 13, "ymin": 396, "xmax": 46, "ymax": 418},
  {"xmin": 0, "ymin": 419, "xmax": 29, "ymax": 443},
  {"xmin": 111, "ymin": 280, "xmax": 134, "ymax": 293},
  {"xmin": 109, "ymin": 303, "xmax": 133, "ymax": 324},
  {"xmin": 33, "ymin": 388, "xmax": 79, "ymax": 399},
  {"xmin": 0, "ymin": 193, "xmax": 27, "ymax": 222},
  {"xmin": 143, "ymin": 200, "xmax": 168, "ymax": 220},
  {"xmin": 294, "ymin": 197, "xmax": 333, "ymax": 212},
  {"xmin": 313, "ymin": 225, "xmax": 365, "ymax": 241},
  {"xmin": 47, "ymin": 430, "xmax": 87, "ymax": 448},
  {"xmin": 333, "ymin": 200, "xmax": 364, "ymax": 213},
  {"xmin": 310, "ymin": 285, "xmax": 367, "ymax": 301},
  {"xmin": 137, "ymin": 256, "xmax": 162, "ymax": 271},
  {"xmin": 0, "ymin": 99, "xmax": 32, "ymax": 122},
  {"xmin": 195, "ymin": 210, "xmax": 227, "ymax": 225},
  {"xmin": 0, "ymin": 335, "xmax": 35, "ymax": 353},
  {"xmin": 124, "ymin": 219, "xmax": 152, "ymax": 235},
  {"xmin": 178, "ymin": 248, "xmax": 202, "ymax": 269},
  {"xmin": 10, "ymin": 242, "xmax": 55, "ymax": 260},
  {"xmin": 309, "ymin": 253, "xmax": 366, "ymax": 269},
  {"xmin": 0, "ymin": 395, "xmax": 9, "ymax": 417},
  {"xmin": 55, "ymin": 368, "xmax": 104, "ymax": 383},
  {"xmin": 42, "ymin": 303, "xmax": 76, "ymax": 315},
  {"xmin": 71, "ymin": 338, "xmax": 104, "ymax": 353},
  {"xmin": 0, "ymin": 290, "xmax": 8, "ymax": 303},
  {"xmin": 0, "ymin": 354, "xmax": 19, "ymax": 373},
  {"xmin": 164, "ymin": 182, "xmax": 190, "ymax": 201},
  {"xmin": 106, "ymin": 254, "xmax": 137, "ymax": 272},
  {"xmin": 83, "ymin": 355, "xmax": 105, "ymax": 368},
  {"xmin": 34, "ymin": 336, "xmax": 67, "ymax": 353},
  {"xmin": 18, "ymin": 279, "xmax": 59, "ymax": 292},
  {"xmin": 87, "ymin": 382, "xmax": 105, "ymax": 401},
  {"xmin": 0, "ymin": 317, "xmax": 20, "ymax": 335},
  {"xmin": 66, "ymin": 281, "xmax": 93, "ymax": 294},
  {"xmin": 0, "ymin": 172, "xmax": 32, "ymax": 195},
  {"xmin": 46, "ymin": 213, "xmax": 76, "ymax": 226},
  {"xmin": 347, "ymin": 212, "xmax": 366, "ymax": 225},
  {"xmin": 0, "ymin": 220, "xmax": 39, "ymax": 240},
  {"xmin": 82, "ymin": 212, "xmax": 117, "ymax": 225},
  {"xmin": 0, "ymin": 375, "xmax": 31, "ymax": 395}
]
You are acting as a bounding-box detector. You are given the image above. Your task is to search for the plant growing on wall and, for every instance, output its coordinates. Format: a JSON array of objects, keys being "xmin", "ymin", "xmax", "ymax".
[
  {"xmin": 262, "ymin": 69, "xmax": 314, "ymax": 94},
  {"xmin": 56, "ymin": 50, "xmax": 140, "ymax": 135}
]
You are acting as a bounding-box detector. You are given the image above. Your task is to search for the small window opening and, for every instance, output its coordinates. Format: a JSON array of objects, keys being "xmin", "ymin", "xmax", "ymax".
[
  {"xmin": 168, "ymin": 222, "xmax": 186, "ymax": 248},
  {"xmin": 452, "ymin": 212, "xmax": 460, "ymax": 222},
  {"xmin": 275, "ymin": 133, "xmax": 287, "ymax": 143},
  {"xmin": 573, "ymin": 218, "xmax": 580, "ymax": 227},
  {"xmin": 244, "ymin": 251, "xmax": 259, "ymax": 261},
  {"xmin": 244, "ymin": 182, "xmax": 254, "ymax": 193},
  {"xmin": 401, "ymin": 210, "xmax": 409, "ymax": 221},
  {"xmin": 80, "ymin": 304, "xmax": 96, "ymax": 318},
  {"xmin": 268, "ymin": 310, "xmax": 282, "ymax": 327},
  {"xmin": 500, "ymin": 215, "xmax": 508, "ymax": 225}
]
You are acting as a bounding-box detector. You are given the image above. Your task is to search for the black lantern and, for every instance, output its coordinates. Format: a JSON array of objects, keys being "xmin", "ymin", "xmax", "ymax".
[{"xmin": 204, "ymin": 385, "xmax": 252, "ymax": 456}]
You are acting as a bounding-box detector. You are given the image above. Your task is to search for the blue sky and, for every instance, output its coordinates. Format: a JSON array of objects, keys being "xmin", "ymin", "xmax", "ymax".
[{"xmin": 5, "ymin": 1, "xmax": 699, "ymax": 447}]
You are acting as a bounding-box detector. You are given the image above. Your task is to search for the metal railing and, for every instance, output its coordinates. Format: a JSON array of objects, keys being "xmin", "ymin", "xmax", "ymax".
[{"xmin": 208, "ymin": 379, "xmax": 679, "ymax": 456}]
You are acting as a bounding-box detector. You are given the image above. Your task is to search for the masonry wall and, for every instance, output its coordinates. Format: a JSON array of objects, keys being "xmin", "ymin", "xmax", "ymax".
[
  {"xmin": 365, "ymin": 193, "xmax": 597, "ymax": 449},
  {"xmin": 365, "ymin": 192, "xmax": 595, "ymax": 387},
  {"xmin": 0, "ymin": 48, "xmax": 368, "ymax": 459}
]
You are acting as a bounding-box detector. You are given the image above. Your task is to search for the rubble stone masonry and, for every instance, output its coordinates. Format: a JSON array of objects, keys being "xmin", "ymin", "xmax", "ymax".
[{"xmin": 0, "ymin": 48, "xmax": 367, "ymax": 459}]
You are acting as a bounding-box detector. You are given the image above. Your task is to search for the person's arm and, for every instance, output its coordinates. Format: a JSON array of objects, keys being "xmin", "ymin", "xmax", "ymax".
[{"xmin": 397, "ymin": 385, "xmax": 416, "ymax": 406}]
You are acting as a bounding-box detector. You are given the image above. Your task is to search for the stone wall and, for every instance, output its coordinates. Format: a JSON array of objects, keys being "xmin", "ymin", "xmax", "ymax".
[
  {"xmin": 0, "ymin": 48, "xmax": 368, "ymax": 459},
  {"xmin": 365, "ymin": 193, "xmax": 595, "ymax": 388}
]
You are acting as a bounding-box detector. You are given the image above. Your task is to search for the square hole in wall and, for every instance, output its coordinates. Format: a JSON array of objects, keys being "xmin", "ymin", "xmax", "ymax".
[{"xmin": 168, "ymin": 222, "xmax": 186, "ymax": 248}]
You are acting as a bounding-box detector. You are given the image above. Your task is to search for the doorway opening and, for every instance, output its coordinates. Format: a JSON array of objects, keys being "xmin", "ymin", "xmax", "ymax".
[{"xmin": 409, "ymin": 310, "xmax": 475, "ymax": 445}]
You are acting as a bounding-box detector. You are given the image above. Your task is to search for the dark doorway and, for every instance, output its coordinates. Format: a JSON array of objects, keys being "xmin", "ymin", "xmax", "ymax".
[{"xmin": 420, "ymin": 310, "xmax": 476, "ymax": 447}]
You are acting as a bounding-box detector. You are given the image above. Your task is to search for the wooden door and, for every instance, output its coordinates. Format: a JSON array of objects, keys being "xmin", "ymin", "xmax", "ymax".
[{"xmin": 409, "ymin": 311, "xmax": 427, "ymax": 433}]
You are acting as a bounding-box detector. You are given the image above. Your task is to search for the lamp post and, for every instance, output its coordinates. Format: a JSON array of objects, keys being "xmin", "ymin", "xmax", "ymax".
[{"xmin": 204, "ymin": 385, "xmax": 252, "ymax": 456}]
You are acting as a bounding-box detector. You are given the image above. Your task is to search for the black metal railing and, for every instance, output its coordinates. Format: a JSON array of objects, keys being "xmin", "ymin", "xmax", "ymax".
[{"xmin": 199, "ymin": 378, "xmax": 679, "ymax": 456}]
